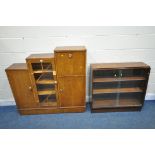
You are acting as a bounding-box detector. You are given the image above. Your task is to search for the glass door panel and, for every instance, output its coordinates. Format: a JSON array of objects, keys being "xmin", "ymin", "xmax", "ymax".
[
  {"xmin": 39, "ymin": 94, "xmax": 57, "ymax": 106},
  {"xmin": 32, "ymin": 63, "xmax": 52, "ymax": 73},
  {"xmin": 30, "ymin": 61, "xmax": 57, "ymax": 107},
  {"xmin": 92, "ymin": 68, "xmax": 146, "ymax": 109},
  {"xmin": 118, "ymin": 69, "xmax": 146, "ymax": 107},
  {"xmin": 92, "ymin": 69, "xmax": 119, "ymax": 109}
]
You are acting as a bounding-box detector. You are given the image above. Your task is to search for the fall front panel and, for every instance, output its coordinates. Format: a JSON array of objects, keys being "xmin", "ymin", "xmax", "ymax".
[{"xmin": 55, "ymin": 51, "xmax": 86, "ymax": 76}]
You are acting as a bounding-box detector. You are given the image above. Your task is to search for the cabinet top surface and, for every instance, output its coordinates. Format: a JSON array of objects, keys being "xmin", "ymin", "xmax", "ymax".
[
  {"xmin": 26, "ymin": 53, "xmax": 54, "ymax": 60},
  {"xmin": 6, "ymin": 63, "xmax": 27, "ymax": 71},
  {"xmin": 54, "ymin": 46, "xmax": 86, "ymax": 52},
  {"xmin": 91, "ymin": 62, "xmax": 150, "ymax": 69}
]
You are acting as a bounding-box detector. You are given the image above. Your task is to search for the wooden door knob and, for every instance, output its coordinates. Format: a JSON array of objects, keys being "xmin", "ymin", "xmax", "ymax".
[
  {"xmin": 28, "ymin": 86, "xmax": 32, "ymax": 91},
  {"xmin": 59, "ymin": 89, "xmax": 63, "ymax": 92},
  {"xmin": 68, "ymin": 53, "xmax": 72, "ymax": 58}
]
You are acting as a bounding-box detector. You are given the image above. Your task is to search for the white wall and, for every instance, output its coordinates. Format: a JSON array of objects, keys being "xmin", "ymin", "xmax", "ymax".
[{"xmin": 0, "ymin": 26, "xmax": 155, "ymax": 105}]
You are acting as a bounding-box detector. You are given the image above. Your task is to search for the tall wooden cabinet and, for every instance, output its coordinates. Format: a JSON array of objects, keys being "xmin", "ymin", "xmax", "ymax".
[
  {"xmin": 5, "ymin": 46, "xmax": 86, "ymax": 115},
  {"xmin": 54, "ymin": 46, "xmax": 86, "ymax": 108}
]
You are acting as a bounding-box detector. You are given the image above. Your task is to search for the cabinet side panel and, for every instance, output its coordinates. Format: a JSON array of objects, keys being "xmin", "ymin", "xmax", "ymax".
[{"xmin": 6, "ymin": 70, "xmax": 37, "ymax": 109}]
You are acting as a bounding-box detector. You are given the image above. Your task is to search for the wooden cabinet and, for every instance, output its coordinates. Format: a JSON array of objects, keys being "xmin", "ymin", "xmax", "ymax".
[
  {"xmin": 90, "ymin": 62, "xmax": 150, "ymax": 112},
  {"xmin": 6, "ymin": 46, "xmax": 86, "ymax": 115},
  {"xmin": 54, "ymin": 46, "xmax": 86, "ymax": 108}
]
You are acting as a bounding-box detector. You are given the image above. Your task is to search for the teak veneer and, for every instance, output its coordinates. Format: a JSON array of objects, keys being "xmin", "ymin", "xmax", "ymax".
[{"xmin": 6, "ymin": 46, "xmax": 86, "ymax": 115}]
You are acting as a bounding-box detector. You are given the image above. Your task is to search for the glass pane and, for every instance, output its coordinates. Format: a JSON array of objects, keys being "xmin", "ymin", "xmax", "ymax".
[
  {"xmin": 36, "ymin": 84, "xmax": 55, "ymax": 91},
  {"xmin": 43, "ymin": 63, "xmax": 52, "ymax": 70},
  {"xmin": 93, "ymin": 82, "xmax": 119, "ymax": 89},
  {"xmin": 32, "ymin": 63, "xmax": 52, "ymax": 71},
  {"xmin": 39, "ymin": 94, "xmax": 57, "ymax": 106},
  {"xmin": 32, "ymin": 63, "xmax": 41, "ymax": 70},
  {"xmin": 118, "ymin": 92, "xmax": 143, "ymax": 106},
  {"xmin": 119, "ymin": 81, "xmax": 145, "ymax": 89},
  {"xmin": 121, "ymin": 69, "xmax": 145, "ymax": 77},
  {"xmin": 93, "ymin": 70, "xmax": 118, "ymax": 78},
  {"xmin": 34, "ymin": 72, "xmax": 54, "ymax": 81},
  {"xmin": 92, "ymin": 93, "xmax": 118, "ymax": 109},
  {"xmin": 93, "ymin": 69, "xmax": 146, "ymax": 78}
]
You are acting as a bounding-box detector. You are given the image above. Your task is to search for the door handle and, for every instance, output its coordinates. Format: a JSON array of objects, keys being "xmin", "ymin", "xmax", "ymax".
[
  {"xmin": 68, "ymin": 53, "xmax": 72, "ymax": 58},
  {"xmin": 59, "ymin": 89, "xmax": 63, "ymax": 92},
  {"xmin": 28, "ymin": 86, "xmax": 32, "ymax": 91}
]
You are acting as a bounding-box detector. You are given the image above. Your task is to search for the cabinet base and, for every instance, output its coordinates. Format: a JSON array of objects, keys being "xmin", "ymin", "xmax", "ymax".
[
  {"xmin": 18, "ymin": 106, "xmax": 86, "ymax": 115},
  {"xmin": 91, "ymin": 106, "xmax": 142, "ymax": 113}
]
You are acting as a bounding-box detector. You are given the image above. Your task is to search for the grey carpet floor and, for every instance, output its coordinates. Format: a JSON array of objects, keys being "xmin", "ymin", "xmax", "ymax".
[{"xmin": 0, "ymin": 100, "xmax": 155, "ymax": 129}]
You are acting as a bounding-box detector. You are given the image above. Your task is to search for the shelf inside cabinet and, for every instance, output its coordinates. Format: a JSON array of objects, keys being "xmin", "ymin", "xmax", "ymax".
[
  {"xmin": 36, "ymin": 79, "xmax": 56, "ymax": 84},
  {"xmin": 38, "ymin": 90, "xmax": 56, "ymax": 95},
  {"xmin": 33, "ymin": 70, "xmax": 53, "ymax": 74},
  {"xmin": 92, "ymin": 98, "xmax": 142, "ymax": 109},
  {"xmin": 93, "ymin": 77, "xmax": 146, "ymax": 83},
  {"xmin": 34, "ymin": 72, "xmax": 54, "ymax": 83},
  {"xmin": 93, "ymin": 87, "xmax": 143, "ymax": 94}
]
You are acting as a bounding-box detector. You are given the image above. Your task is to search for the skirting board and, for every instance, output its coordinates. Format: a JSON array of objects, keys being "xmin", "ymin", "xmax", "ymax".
[{"xmin": 0, "ymin": 93, "xmax": 155, "ymax": 106}]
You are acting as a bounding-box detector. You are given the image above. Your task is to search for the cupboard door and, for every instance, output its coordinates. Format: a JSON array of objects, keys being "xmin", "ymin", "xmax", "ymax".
[
  {"xmin": 6, "ymin": 70, "xmax": 37, "ymax": 109},
  {"xmin": 55, "ymin": 51, "xmax": 86, "ymax": 76},
  {"xmin": 57, "ymin": 77, "xmax": 86, "ymax": 107}
]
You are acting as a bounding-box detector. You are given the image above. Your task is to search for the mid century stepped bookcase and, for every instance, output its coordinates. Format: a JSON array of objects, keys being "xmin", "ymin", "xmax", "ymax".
[
  {"xmin": 90, "ymin": 62, "xmax": 150, "ymax": 112},
  {"xmin": 6, "ymin": 46, "xmax": 86, "ymax": 115}
]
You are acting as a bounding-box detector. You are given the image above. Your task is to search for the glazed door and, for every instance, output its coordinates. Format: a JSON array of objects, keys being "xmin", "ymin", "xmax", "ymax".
[
  {"xmin": 57, "ymin": 77, "xmax": 86, "ymax": 107},
  {"xmin": 117, "ymin": 68, "xmax": 150, "ymax": 106},
  {"xmin": 92, "ymin": 69, "xmax": 119, "ymax": 108},
  {"xmin": 55, "ymin": 51, "xmax": 86, "ymax": 76},
  {"xmin": 92, "ymin": 68, "xmax": 150, "ymax": 109},
  {"xmin": 27, "ymin": 59, "xmax": 58, "ymax": 107}
]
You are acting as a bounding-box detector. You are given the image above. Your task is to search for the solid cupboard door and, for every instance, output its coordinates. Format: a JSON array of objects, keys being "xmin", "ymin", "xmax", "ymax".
[
  {"xmin": 57, "ymin": 77, "xmax": 86, "ymax": 107},
  {"xmin": 6, "ymin": 69, "xmax": 37, "ymax": 109},
  {"xmin": 55, "ymin": 51, "xmax": 86, "ymax": 76}
]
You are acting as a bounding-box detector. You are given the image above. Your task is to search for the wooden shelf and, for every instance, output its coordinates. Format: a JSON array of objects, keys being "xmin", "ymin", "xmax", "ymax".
[
  {"xmin": 36, "ymin": 79, "xmax": 55, "ymax": 84},
  {"xmin": 92, "ymin": 98, "xmax": 142, "ymax": 109},
  {"xmin": 93, "ymin": 87, "xmax": 143, "ymax": 94},
  {"xmin": 38, "ymin": 90, "xmax": 56, "ymax": 95},
  {"xmin": 93, "ymin": 77, "xmax": 146, "ymax": 83},
  {"xmin": 33, "ymin": 70, "xmax": 53, "ymax": 74}
]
